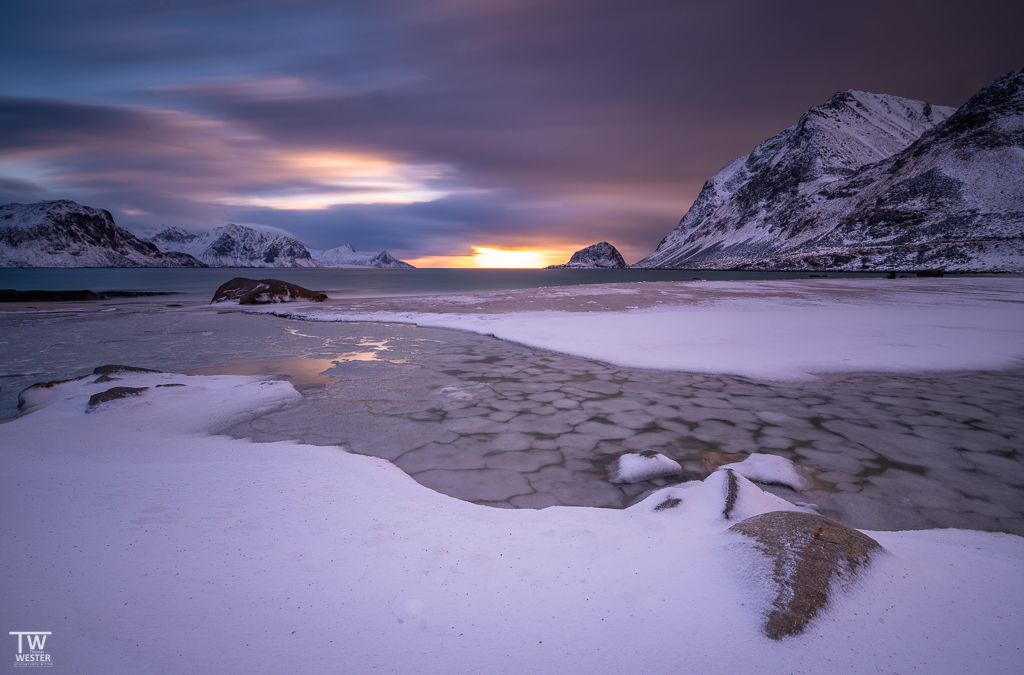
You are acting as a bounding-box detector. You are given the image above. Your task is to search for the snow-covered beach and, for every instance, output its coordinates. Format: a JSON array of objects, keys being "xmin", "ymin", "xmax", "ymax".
[{"xmin": 2, "ymin": 276, "xmax": 1023, "ymax": 672}]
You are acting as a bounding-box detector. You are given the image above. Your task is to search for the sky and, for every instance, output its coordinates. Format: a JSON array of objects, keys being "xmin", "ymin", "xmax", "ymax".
[{"xmin": 1, "ymin": 1, "xmax": 1021, "ymax": 267}]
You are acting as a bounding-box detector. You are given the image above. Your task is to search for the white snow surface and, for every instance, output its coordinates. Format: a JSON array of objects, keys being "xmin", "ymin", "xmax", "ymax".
[
  {"xmin": 719, "ymin": 453, "xmax": 811, "ymax": 491},
  {"xmin": 2, "ymin": 372, "xmax": 1022, "ymax": 673},
  {"xmin": 610, "ymin": 452, "xmax": 683, "ymax": 483},
  {"xmin": 262, "ymin": 278, "xmax": 1024, "ymax": 381}
]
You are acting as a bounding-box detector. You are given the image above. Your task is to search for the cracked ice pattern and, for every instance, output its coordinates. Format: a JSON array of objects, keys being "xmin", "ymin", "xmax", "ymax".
[{"xmin": 1, "ymin": 302, "xmax": 1022, "ymax": 535}]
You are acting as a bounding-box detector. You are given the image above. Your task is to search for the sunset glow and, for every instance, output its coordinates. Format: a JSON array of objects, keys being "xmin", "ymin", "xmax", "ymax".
[
  {"xmin": 213, "ymin": 151, "xmax": 453, "ymax": 210},
  {"xmin": 407, "ymin": 246, "xmax": 572, "ymax": 268}
]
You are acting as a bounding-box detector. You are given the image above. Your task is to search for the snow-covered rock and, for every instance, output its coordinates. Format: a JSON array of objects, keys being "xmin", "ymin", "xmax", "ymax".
[
  {"xmin": 609, "ymin": 451, "xmax": 683, "ymax": 483},
  {"xmin": 730, "ymin": 510, "xmax": 883, "ymax": 639},
  {"xmin": 719, "ymin": 453, "xmax": 811, "ymax": 491},
  {"xmin": 546, "ymin": 241, "xmax": 627, "ymax": 269},
  {"xmin": 634, "ymin": 67, "xmax": 1024, "ymax": 272},
  {"xmin": 0, "ymin": 200, "xmax": 205, "ymax": 268},
  {"xmin": 143, "ymin": 223, "xmax": 318, "ymax": 268},
  {"xmin": 310, "ymin": 244, "xmax": 415, "ymax": 268}
]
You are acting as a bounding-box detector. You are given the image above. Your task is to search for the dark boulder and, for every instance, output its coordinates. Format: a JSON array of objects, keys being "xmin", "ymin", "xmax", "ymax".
[
  {"xmin": 730, "ymin": 511, "xmax": 884, "ymax": 639},
  {"xmin": 87, "ymin": 386, "xmax": 149, "ymax": 408},
  {"xmin": 1, "ymin": 289, "xmax": 180, "ymax": 302},
  {"xmin": 19, "ymin": 365, "xmax": 164, "ymax": 408},
  {"xmin": 211, "ymin": 278, "xmax": 328, "ymax": 304}
]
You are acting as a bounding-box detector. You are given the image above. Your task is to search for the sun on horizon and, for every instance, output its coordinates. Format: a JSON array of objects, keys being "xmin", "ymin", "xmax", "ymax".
[{"xmin": 406, "ymin": 246, "xmax": 571, "ymax": 268}]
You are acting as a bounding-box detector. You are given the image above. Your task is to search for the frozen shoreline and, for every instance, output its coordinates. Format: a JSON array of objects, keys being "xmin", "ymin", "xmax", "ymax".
[
  {"xmin": 2, "ymin": 277, "xmax": 1023, "ymax": 672},
  {"xmin": 261, "ymin": 277, "xmax": 1024, "ymax": 380},
  {"xmin": 2, "ymin": 368, "xmax": 1022, "ymax": 673}
]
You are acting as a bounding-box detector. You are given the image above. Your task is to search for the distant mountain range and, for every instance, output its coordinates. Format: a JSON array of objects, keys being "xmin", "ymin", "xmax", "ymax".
[
  {"xmin": 305, "ymin": 243, "xmax": 413, "ymax": 269},
  {"xmin": 0, "ymin": 205, "xmax": 415, "ymax": 268},
  {"xmin": 139, "ymin": 224, "xmax": 414, "ymax": 268},
  {"xmin": 633, "ymin": 67, "xmax": 1024, "ymax": 271}
]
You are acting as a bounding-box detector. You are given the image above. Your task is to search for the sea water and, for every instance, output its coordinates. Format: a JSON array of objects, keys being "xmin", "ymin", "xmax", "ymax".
[{"xmin": 0, "ymin": 267, "xmax": 891, "ymax": 301}]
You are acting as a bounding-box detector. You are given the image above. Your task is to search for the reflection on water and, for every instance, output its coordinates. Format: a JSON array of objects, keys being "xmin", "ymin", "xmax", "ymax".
[
  {"xmin": 185, "ymin": 339, "xmax": 406, "ymax": 387},
  {"xmin": 186, "ymin": 356, "xmax": 344, "ymax": 387}
]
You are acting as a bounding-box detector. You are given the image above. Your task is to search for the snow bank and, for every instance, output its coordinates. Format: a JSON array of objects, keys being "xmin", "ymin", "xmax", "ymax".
[
  {"xmin": 2, "ymin": 372, "xmax": 1022, "ymax": 673},
  {"xmin": 265, "ymin": 278, "xmax": 1024, "ymax": 380},
  {"xmin": 720, "ymin": 454, "xmax": 811, "ymax": 491},
  {"xmin": 610, "ymin": 451, "xmax": 683, "ymax": 483}
]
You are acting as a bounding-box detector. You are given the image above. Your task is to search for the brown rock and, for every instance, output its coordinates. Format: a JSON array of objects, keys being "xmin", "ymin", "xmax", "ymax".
[
  {"xmin": 729, "ymin": 511, "xmax": 883, "ymax": 639},
  {"xmin": 211, "ymin": 278, "xmax": 328, "ymax": 304}
]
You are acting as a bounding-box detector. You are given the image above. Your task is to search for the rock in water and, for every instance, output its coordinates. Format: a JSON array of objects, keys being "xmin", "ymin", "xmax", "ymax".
[
  {"xmin": 729, "ymin": 511, "xmax": 883, "ymax": 639},
  {"xmin": 0, "ymin": 200, "xmax": 206, "ymax": 268},
  {"xmin": 719, "ymin": 453, "xmax": 811, "ymax": 491},
  {"xmin": 609, "ymin": 451, "xmax": 683, "ymax": 483},
  {"xmin": 211, "ymin": 278, "xmax": 328, "ymax": 304},
  {"xmin": 546, "ymin": 242, "xmax": 626, "ymax": 268},
  {"xmin": 634, "ymin": 67, "xmax": 1024, "ymax": 272}
]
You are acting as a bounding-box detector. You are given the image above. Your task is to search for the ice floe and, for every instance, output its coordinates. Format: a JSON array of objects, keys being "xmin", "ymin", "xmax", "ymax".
[{"xmin": 266, "ymin": 278, "xmax": 1024, "ymax": 380}]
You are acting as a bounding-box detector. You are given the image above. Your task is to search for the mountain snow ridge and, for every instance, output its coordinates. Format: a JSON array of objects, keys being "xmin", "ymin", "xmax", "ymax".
[
  {"xmin": 634, "ymin": 68, "xmax": 1024, "ymax": 272},
  {"xmin": 143, "ymin": 225, "xmax": 415, "ymax": 268},
  {"xmin": 309, "ymin": 243, "xmax": 414, "ymax": 268},
  {"xmin": 143, "ymin": 223, "xmax": 318, "ymax": 268},
  {"xmin": 0, "ymin": 200, "xmax": 205, "ymax": 268}
]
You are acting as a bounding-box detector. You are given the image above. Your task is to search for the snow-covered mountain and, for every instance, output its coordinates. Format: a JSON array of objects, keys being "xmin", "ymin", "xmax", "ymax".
[
  {"xmin": 309, "ymin": 244, "xmax": 415, "ymax": 268},
  {"xmin": 546, "ymin": 241, "xmax": 626, "ymax": 268},
  {"xmin": 634, "ymin": 67, "xmax": 1024, "ymax": 272},
  {"xmin": 0, "ymin": 201, "xmax": 205, "ymax": 268},
  {"xmin": 143, "ymin": 223, "xmax": 318, "ymax": 268},
  {"xmin": 144, "ymin": 225, "xmax": 416, "ymax": 268}
]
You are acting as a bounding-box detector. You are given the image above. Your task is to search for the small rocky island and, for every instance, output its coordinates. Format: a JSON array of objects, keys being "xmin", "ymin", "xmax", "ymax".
[{"xmin": 546, "ymin": 241, "xmax": 627, "ymax": 269}]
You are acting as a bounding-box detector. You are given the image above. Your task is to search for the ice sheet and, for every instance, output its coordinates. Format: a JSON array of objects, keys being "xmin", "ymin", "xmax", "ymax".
[{"xmin": 270, "ymin": 277, "xmax": 1024, "ymax": 380}]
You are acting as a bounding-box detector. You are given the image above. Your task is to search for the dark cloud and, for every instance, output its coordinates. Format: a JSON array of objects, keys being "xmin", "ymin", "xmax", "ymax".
[{"xmin": 1, "ymin": 0, "xmax": 1022, "ymax": 261}]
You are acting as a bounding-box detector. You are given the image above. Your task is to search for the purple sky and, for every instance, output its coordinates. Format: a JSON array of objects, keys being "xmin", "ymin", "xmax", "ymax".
[{"xmin": 1, "ymin": 0, "xmax": 1021, "ymax": 263}]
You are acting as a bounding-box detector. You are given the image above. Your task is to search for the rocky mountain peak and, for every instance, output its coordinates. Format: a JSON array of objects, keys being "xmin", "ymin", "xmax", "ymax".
[
  {"xmin": 147, "ymin": 223, "xmax": 317, "ymax": 267},
  {"xmin": 546, "ymin": 241, "xmax": 626, "ymax": 269},
  {"xmin": 1, "ymin": 200, "xmax": 204, "ymax": 268},
  {"xmin": 632, "ymin": 67, "xmax": 1024, "ymax": 272}
]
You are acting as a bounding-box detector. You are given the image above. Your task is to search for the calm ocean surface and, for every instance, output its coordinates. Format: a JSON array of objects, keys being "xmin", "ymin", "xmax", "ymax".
[{"xmin": 0, "ymin": 267, "xmax": 890, "ymax": 301}]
